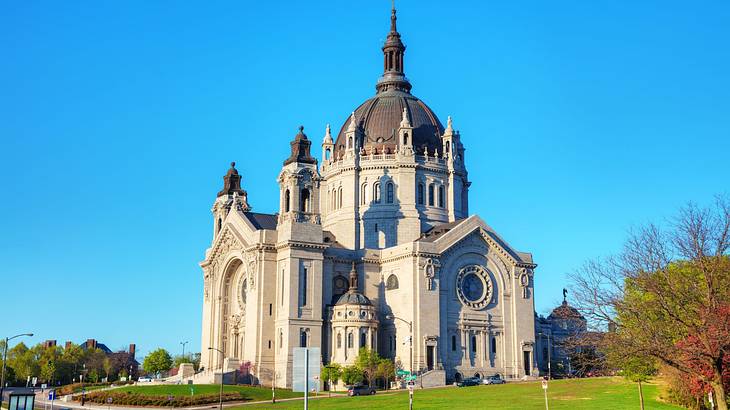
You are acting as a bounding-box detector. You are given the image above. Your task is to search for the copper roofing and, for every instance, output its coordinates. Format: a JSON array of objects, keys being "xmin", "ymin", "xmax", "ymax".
[
  {"xmin": 335, "ymin": 292, "xmax": 373, "ymax": 306},
  {"xmin": 333, "ymin": 90, "xmax": 444, "ymax": 157}
]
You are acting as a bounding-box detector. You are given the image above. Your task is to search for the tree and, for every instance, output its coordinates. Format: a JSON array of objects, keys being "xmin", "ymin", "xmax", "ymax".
[
  {"xmin": 354, "ymin": 348, "xmax": 381, "ymax": 386},
  {"xmin": 618, "ymin": 355, "xmax": 656, "ymax": 410},
  {"xmin": 569, "ymin": 196, "xmax": 730, "ymax": 409},
  {"xmin": 341, "ymin": 365, "xmax": 364, "ymax": 386},
  {"xmin": 375, "ymin": 359, "xmax": 395, "ymax": 389},
  {"xmin": 142, "ymin": 348, "xmax": 173, "ymax": 377},
  {"xmin": 320, "ymin": 363, "xmax": 342, "ymax": 390}
]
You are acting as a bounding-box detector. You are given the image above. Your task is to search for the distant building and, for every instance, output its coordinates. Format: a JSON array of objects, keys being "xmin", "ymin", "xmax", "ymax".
[{"xmin": 535, "ymin": 290, "xmax": 587, "ymax": 376}]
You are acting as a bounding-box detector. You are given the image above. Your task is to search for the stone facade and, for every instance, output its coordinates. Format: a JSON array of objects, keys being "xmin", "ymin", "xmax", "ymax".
[{"xmin": 199, "ymin": 7, "xmax": 539, "ymax": 387}]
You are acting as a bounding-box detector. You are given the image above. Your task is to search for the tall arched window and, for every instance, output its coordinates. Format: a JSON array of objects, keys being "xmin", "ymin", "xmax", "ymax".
[
  {"xmin": 403, "ymin": 132, "xmax": 409, "ymax": 146},
  {"xmin": 471, "ymin": 335, "xmax": 477, "ymax": 352},
  {"xmin": 300, "ymin": 188, "xmax": 310, "ymax": 212},
  {"xmin": 337, "ymin": 333, "xmax": 342, "ymax": 349},
  {"xmin": 338, "ymin": 187, "xmax": 343, "ymax": 209},
  {"xmin": 217, "ymin": 217, "xmax": 222, "ymax": 233},
  {"xmin": 360, "ymin": 332, "xmax": 366, "ymax": 348},
  {"xmin": 428, "ymin": 184, "xmax": 435, "ymax": 206},
  {"xmin": 361, "ymin": 183, "xmax": 368, "ymax": 205},
  {"xmin": 417, "ymin": 183, "xmax": 425, "ymax": 205},
  {"xmin": 325, "ymin": 148, "xmax": 331, "ymax": 160},
  {"xmin": 451, "ymin": 335, "xmax": 456, "ymax": 351},
  {"xmin": 285, "ymin": 189, "xmax": 291, "ymax": 212},
  {"xmin": 386, "ymin": 182, "xmax": 394, "ymax": 203},
  {"xmin": 438, "ymin": 185, "xmax": 445, "ymax": 208},
  {"xmin": 347, "ymin": 333, "xmax": 353, "ymax": 348},
  {"xmin": 373, "ymin": 183, "xmax": 381, "ymax": 203}
]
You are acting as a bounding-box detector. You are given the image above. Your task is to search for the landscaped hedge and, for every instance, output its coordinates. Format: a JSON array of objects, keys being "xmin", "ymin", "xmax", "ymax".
[
  {"xmin": 56, "ymin": 381, "xmax": 134, "ymax": 396},
  {"xmin": 82, "ymin": 391, "xmax": 249, "ymax": 407}
]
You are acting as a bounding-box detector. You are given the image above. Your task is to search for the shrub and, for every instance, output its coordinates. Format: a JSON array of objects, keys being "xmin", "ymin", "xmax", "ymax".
[{"xmin": 81, "ymin": 391, "xmax": 250, "ymax": 407}]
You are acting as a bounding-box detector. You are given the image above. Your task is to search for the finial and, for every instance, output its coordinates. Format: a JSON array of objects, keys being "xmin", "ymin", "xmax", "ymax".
[
  {"xmin": 231, "ymin": 161, "xmax": 236, "ymax": 168},
  {"xmin": 390, "ymin": 1, "xmax": 397, "ymax": 33},
  {"xmin": 323, "ymin": 123, "xmax": 333, "ymax": 143},
  {"xmin": 400, "ymin": 106, "xmax": 411, "ymax": 127},
  {"xmin": 299, "ymin": 125, "xmax": 304, "ymax": 132},
  {"xmin": 563, "ymin": 288, "xmax": 568, "ymax": 304},
  {"xmin": 447, "ymin": 116, "xmax": 453, "ymax": 131}
]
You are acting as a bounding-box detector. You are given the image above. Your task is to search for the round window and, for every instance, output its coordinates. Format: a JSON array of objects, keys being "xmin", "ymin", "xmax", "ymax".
[{"xmin": 455, "ymin": 265, "xmax": 493, "ymax": 310}]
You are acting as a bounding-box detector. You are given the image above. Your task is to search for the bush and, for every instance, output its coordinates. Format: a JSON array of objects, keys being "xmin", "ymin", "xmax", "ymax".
[{"xmin": 81, "ymin": 391, "xmax": 249, "ymax": 407}]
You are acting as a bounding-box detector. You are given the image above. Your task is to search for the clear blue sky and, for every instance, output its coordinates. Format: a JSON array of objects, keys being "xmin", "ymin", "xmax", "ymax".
[{"xmin": 1, "ymin": 1, "xmax": 728, "ymax": 359}]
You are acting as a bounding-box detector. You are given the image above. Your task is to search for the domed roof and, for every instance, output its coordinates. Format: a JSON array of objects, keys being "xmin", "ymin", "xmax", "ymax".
[
  {"xmin": 333, "ymin": 90, "xmax": 444, "ymax": 158},
  {"xmin": 548, "ymin": 301, "xmax": 584, "ymax": 320},
  {"xmin": 331, "ymin": 6, "xmax": 444, "ymax": 158},
  {"xmin": 335, "ymin": 291, "xmax": 373, "ymax": 306}
]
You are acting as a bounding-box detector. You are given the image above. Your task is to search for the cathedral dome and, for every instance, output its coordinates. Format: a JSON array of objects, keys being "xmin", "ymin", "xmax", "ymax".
[
  {"xmin": 335, "ymin": 291, "xmax": 373, "ymax": 306},
  {"xmin": 333, "ymin": 90, "xmax": 444, "ymax": 158},
  {"xmin": 332, "ymin": 6, "xmax": 444, "ymax": 158}
]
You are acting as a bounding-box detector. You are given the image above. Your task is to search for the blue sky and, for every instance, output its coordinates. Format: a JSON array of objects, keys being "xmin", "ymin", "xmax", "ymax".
[{"xmin": 1, "ymin": 0, "xmax": 728, "ymax": 359}]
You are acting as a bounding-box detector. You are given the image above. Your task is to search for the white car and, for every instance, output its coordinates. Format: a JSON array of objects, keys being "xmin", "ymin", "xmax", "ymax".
[
  {"xmin": 137, "ymin": 377, "xmax": 153, "ymax": 383},
  {"xmin": 483, "ymin": 375, "xmax": 506, "ymax": 385}
]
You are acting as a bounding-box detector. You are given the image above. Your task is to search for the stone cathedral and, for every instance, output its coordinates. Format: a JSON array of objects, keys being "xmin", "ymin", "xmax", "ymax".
[{"xmin": 199, "ymin": 7, "xmax": 538, "ymax": 388}]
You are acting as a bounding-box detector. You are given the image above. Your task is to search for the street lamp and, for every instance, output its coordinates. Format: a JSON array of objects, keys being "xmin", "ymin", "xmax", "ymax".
[
  {"xmin": 208, "ymin": 347, "xmax": 224, "ymax": 410},
  {"xmin": 538, "ymin": 332, "xmax": 552, "ymax": 380},
  {"xmin": 1, "ymin": 333, "xmax": 33, "ymax": 408},
  {"xmin": 180, "ymin": 341, "xmax": 189, "ymax": 362},
  {"xmin": 386, "ymin": 315, "xmax": 412, "ymax": 376}
]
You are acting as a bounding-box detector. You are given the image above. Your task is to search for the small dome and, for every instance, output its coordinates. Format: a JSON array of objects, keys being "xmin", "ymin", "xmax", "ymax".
[
  {"xmin": 333, "ymin": 90, "xmax": 444, "ymax": 158},
  {"xmin": 335, "ymin": 291, "xmax": 373, "ymax": 306},
  {"xmin": 548, "ymin": 301, "xmax": 583, "ymax": 320}
]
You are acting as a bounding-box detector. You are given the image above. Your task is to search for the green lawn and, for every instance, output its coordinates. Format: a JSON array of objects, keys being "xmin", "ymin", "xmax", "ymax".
[
  {"xmin": 115, "ymin": 384, "xmax": 301, "ymax": 401},
  {"xmin": 234, "ymin": 377, "xmax": 682, "ymax": 409}
]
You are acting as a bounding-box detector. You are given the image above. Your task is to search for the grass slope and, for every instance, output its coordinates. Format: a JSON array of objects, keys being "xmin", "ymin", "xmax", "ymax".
[
  {"xmin": 235, "ymin": 377, "xmax": 682, "ymax": 409},
  {"xmin": 115, "ymin": 384, "xmax": 300, "ymax": 402}
]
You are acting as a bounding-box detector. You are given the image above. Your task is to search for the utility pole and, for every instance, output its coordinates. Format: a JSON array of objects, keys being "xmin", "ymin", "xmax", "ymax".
[{"xmin": 207, "ymin": 347, "xmax": 224, "ymax": 410}]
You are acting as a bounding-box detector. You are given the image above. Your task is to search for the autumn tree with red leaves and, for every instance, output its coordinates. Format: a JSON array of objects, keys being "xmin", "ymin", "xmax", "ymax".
[{"xmin": 569, "ymin": 196, "xmax": 730, "ymax": 409}]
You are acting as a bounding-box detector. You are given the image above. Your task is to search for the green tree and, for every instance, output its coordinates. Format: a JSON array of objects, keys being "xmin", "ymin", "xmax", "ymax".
[
  {"xmin": 354, "ymin": 348, "xmax": 381, "ymax": 387},
  {"xmin": 7, "ymin": 343, "xmax": 39, "ymax": 383},
  {"xmin": 618, "ymin": 355, "xmax": 656, "ymax": 410},
  {"xmin": 375, "ymin": 359, "xmax": 395, "ymax": 389},
  {"xmin": 320, "ymin": 363, "xmax": 342, "ymax": 389},
  {"xmin": 569, "ymin": 197, "xmax": 730, "ymax": 410},
  {"xmin": 143, "ymin": 348, "xmax": 173, "ymax": 377},
  {"xmin": 341, "ymin": 365, "xmax": 364, "ymax": 386}
]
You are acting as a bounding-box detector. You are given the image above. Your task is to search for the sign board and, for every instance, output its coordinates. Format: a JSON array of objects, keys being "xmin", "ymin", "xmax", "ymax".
[
  {"xmin": 542, "ymin": 379, "xmax": 548, "ymax": 390},
  {"xmin": 48, "ymin": 390, "xmax": 56, "ymax": 401},
  {"xmin": 9, "ymin": 394, "xmax": 35, "ymax": 410},
  {"xmin": 396, "ymin": 370, "xmax": 410, "ymax": 376},
  {"xmin": 41, "ymin": 384, "xmax": 48, "ymax": 390},
  {"xmin": 31, "ymin": 377, "xmax": 38, "ymax": 387},
  {"xmin": 292, "ymin": 347, "xmax": 320, "ymax": 393}
]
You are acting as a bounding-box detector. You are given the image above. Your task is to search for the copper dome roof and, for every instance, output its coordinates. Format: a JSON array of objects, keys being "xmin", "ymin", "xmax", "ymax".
[
  {"xmin": 332, "ymin": 7, "xmax": 444, "ymax": 158},
  {"xmin": 335, "ymin": 291, "xmax": 373, "ymax": 306},
  {"xmin": 333, "ymin": 90, "xmax": 443, "ymax": 158}
]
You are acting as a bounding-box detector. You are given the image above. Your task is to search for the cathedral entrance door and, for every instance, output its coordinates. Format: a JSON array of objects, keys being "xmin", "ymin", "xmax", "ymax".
[{"xmin": 426, "ymin": 346, "xmax": 434, "ymax": 370}]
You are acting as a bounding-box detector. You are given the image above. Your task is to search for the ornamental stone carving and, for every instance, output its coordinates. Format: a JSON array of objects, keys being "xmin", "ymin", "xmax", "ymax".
[
  {"xmin": 455, "ymin": 265, "xmax": 493, "ymax": 310},
  {"xmin": 423, "ymin": 257, "xmax": 441, "ymax": 290}
]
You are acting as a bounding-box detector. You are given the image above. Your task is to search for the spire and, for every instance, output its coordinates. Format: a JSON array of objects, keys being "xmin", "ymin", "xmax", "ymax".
[
  {"xmin": 217, "ymin": 162, "xmax": 246, "ymax": 197},
  {"xmin": 346, "ymin": 112, "xmax": 358, "ymax": 133},
  {"xmin": 400, "ymin": 106, "xmax": 411, "ymax": 128},
  {"xmin": 348, "ymin": 261, "xmax": 358, "ymax": 292},
  {"xmin": 376, "ymin": 3, "xmax": 411, "ymax": 94},
  {"xmin": 284, "ymin": 126, "xmax": 317, "ymax": 166},
  {"xmin": 323, "ymin": 123, "xmax": 333, "ymax": 143}
]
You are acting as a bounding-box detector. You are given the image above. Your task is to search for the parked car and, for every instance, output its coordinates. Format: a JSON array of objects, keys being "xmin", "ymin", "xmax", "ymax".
[
  {"xmin": 137, "ymin": 376, "xmax": 153, "ymax": 383},
  {"xmin": 483, "ymin": 375, "xmax": 506, "ymax": 385},
  {"xmin": 457, "ymin": 377, "xmax": 481, "ymax": 387},
  {"xmin": 347, "ymin": 385, "xmax": 376, "ymax": 396}
]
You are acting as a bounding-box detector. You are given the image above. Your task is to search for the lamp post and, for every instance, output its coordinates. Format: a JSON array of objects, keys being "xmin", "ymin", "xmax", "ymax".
[
  {"xmin": 386, "ymin": 314, "xmax": 413, "ymax": 410},
  {"xmin": 180, "ymin": 341, "xmax": 189, "ymax": 362},
  {"xmin": 1, "ymin": 333, "xmax": 33, "ymax": 409},
  {"xmin": 538, "ymin": 332, "xmax": 552, "ymax": 380},
  {"xmin": 208, "ymin": 347, "xmax": 224, "ymax": 410}
]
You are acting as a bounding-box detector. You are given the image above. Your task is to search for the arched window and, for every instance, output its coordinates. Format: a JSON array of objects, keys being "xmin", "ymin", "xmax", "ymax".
[
  {"xmin": 361, "ymin": 183, "xmax": 368, "ymax": 205},
  {"xmin": 325, "ymin": 148, "xmax": 331, "ymax": 160},
  {"xmin": 285, "ymin": 189, "xmax": 291, "ymax": 212},
  {"xmin": 471, "ymin": 335, "xmax": 477, "ymax": 352},
  {"xmin": 386, "ymin": 274, "xmax": 399, "ymax": 290},
  {"xmin": 337, "ymin": 333, "xmax": 342, "ymax": 349},
  {"xmin": 347, "ymin": 333, "xmax": 353, "ymax": 348},
  {"xmin": 491, "ymin": 337, "xmax": 497, "ymax": 354},
  {"xmin": 386, "ymin": 182, "xmax": 394, "ymax": 203},
  {"xmin": 338, "ymin": 187, "xmax": 343, "ymax": 209},
  {"xmin": 300, "ymin": 188, "xmax": 310, "ymax": 212},
  {"xmin": 279, "ymin": 330, "xmax": 283, "ymax": 350},
  {"xmin": 428, "ymin": 184, "xmax": 435, "ymax": 206},
  {"xmin": 360, "ymin": 332, "xmax": 367, "ymax": 348},
  {"xmin": 451, "ymin": 335, "xmax": 456, "ymax": 351},
  {"xmin": 403, "ymin": 132, "xmax": 409, "ymax": 146},
  {"xmin": 438, "ymin": 185, "xmax": 445, "ymax": 208},
  {"xmin": 417, "ymin": 183, "xmax": 425, "ymax": 205},
  {"xmin": 373, "ymin": 183, "xmax": 381, "ymax": 203},
  {"xmin": 348, "ymin": 136, "xmax": 353, "ymax": 149},
  {"xmin": 217, "ymin": 217, "xmax": 222, "ymax": 233}
]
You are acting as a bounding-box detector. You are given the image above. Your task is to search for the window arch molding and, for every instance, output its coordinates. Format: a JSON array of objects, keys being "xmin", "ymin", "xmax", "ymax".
[{"xmin": 386, "ymin": 274, "xmax": 399, "ymax": 290}]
